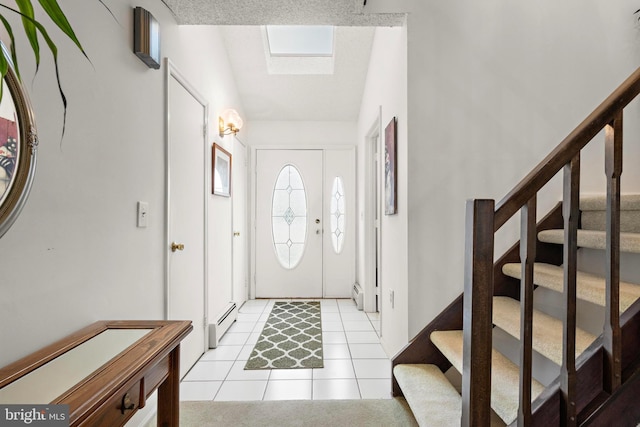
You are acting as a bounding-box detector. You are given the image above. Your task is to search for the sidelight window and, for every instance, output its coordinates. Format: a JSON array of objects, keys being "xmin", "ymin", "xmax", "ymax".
[{"xmin": 330, "ymin": 176, "xmax": 345, "ymax": 254}]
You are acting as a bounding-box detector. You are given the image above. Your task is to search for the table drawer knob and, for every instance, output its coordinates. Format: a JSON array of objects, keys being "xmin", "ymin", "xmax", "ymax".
[{"xmin": 121, "ymin": 393, "xmax": 135, "ymax": 414}]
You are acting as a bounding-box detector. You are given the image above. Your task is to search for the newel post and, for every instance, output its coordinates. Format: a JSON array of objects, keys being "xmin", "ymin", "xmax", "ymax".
[{"xmin": 462, "ymin": 199, "xmax": 495, "ymax": 426}]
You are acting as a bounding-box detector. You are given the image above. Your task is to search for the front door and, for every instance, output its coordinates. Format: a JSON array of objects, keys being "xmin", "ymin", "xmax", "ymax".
[{"xmin": 255, "ymin": 149, "xmax": 323, "ymax": 298}]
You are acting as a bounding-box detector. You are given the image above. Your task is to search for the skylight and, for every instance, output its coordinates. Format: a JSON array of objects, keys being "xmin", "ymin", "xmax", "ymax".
[{"xmin": 266, "ymin": 26, "xmax": 334, "ymax": 57}]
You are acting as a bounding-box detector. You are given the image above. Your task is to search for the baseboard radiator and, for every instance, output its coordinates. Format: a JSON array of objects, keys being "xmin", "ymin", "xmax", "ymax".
[
  {"xmin": 208, "ymin": 302, "xmax": 238, "ymax": 348},
  {"xmin": 352, "ymin": 283, "xmax": 364, "ymax": 310}
]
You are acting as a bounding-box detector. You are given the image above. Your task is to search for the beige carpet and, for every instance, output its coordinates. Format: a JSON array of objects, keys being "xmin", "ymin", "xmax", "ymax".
[
  {"xmin": 393, "ymin": 364, "xmax": 461, "ymax": 427},
  {"xmin": 146, "ymin": 399, "xmax": 418, "ymax": 426},
  {"xmin": 430, "ymin": 330, "xmax": 545, "ymax": 426}
]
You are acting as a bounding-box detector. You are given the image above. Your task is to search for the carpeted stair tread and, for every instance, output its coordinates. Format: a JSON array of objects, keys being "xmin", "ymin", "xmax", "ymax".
[
  {"xmin": 430, "ymin": 330, "xmax": 545, "ymax": 425},
  {"xmin": 393, "ymin": 364, "xmax": 461, "ymax": 427},
  {"xmin": 493, "ymin": 296, "xmax": 597, "ymax": 365},
  {"xmin": 579, "ymin": 194, "xmax": 640, "ymax": 211},
  {"xmin": 502, "ymin": 262, "xmax": 640, "ymax": 311},
  {"xmin": 537, "ymin": 229, "xmax": 640, "ymax": 253},
  {"xmin": 572, "ymin": 195, "xmax": 640, "ymax": 232},
  {"xmin": 580, "ymin": 211, "xmax": 640, "ymax": 233}
]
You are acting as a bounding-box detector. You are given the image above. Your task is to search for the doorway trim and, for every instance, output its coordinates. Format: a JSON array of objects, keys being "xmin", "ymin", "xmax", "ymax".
[
  {"xmin": 364, "ymin": 108, "xmax": 382, "ymax": 313},
  {"xmin": 164, "ymin": 58, "xmax": 209, "ymax": 344}
]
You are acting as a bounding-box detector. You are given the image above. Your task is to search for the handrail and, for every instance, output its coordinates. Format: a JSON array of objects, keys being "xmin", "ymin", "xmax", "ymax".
[
  {"xmin": 494, "ymin": 66, "xmax": 640, "ymax": 231},
  {"xmin": 463, "ymin": 66, "xmax": 640, "ymax": 426}
]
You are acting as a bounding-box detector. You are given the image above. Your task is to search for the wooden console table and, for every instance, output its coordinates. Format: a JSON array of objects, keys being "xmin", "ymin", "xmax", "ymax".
[{"xmin": 0, "ymin": 320, "xmax": 192, "ymax": 426}]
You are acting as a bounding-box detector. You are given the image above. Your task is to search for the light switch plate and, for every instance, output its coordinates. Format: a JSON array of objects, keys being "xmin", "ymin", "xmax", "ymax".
[{"xmin": 137, "ymin": 201, "xmax": 149, "ymax": 228}]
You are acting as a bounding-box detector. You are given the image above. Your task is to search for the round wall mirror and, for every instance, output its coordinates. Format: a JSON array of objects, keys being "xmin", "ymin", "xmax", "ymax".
[{"xmin": 0, "ymin": 48, "xmax": 38, "ymax": 239}]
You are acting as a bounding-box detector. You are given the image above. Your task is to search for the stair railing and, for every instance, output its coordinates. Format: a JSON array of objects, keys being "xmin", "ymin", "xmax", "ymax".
[{"xmin": 463, "ymin": 67, "xmax": 640, "ymax": 426}]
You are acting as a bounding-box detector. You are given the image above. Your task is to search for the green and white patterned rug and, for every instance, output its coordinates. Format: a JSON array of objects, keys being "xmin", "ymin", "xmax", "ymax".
[{"xmin": 245, "ymin": 301, "xmax": 323, "ymax": 369}]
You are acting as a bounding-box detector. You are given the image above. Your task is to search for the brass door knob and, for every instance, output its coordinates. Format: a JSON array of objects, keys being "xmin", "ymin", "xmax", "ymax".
[{"xmin": 171, "ymin": 242, "xmax": 185, "ymax": 252}]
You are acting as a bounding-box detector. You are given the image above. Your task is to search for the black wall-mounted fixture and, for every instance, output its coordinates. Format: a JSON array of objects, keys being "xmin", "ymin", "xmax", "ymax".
[{"xmin": 133, "ymin": 7, "xmax": 160, "ymax": 69}]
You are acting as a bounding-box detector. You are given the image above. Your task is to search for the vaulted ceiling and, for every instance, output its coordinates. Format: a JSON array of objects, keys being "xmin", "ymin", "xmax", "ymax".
[{"xmin": 161, "ymin": 0, "xmax": 406, "ymax": 122}]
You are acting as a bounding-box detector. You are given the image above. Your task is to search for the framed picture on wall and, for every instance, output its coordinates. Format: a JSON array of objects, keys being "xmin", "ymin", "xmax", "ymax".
[
  {"xmin": 384, "ymin": 117, "xmax": 397, "ymax": 215},
  {"xmin": 212, "ymin": 143, "xmax": 232, "ymax": 197}
]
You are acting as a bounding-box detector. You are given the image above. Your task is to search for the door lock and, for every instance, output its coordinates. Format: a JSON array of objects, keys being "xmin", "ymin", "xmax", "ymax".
[{"xmin": 315, "ymin": 219, "xmax": 320, "ymax": 224}]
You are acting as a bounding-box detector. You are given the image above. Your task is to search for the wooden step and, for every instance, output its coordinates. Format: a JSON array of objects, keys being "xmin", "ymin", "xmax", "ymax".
[
  {"xmin": 502, "ymin": 262, "xmax": 640, "ymax": 311},
  {"xmin": 492, "ymin": 296, "xmax": 597, "ymax": 365},
  {"xmin": 393, "ymin": 364, "xmax": 461, "ymax": 427},
  {"xmin": 430, "ymin": 330, "xmax": 545, "ymax": 425},
  {"xmin": 537, "ymin": 229, "xmax": 640, "ymax": 253}
]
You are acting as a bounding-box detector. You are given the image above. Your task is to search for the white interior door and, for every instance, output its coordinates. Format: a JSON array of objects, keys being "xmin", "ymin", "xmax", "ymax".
[
  {"xmin": 232, "ymin": 141, "xmax": 248, "ymax": 305},
  {"xmin": 166, "ymin": 63, "xmax": 207, "ymax": 378},
  {"xmin": 255, "ymin": 149, "xmax": 323, "ymax": 298}
]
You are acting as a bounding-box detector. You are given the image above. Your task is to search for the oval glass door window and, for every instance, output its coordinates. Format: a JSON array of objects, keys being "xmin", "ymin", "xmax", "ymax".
[
  {"xmin": 330, "ymin": 176, "xmax": 345, "ymax": 254},
  {"xmin": 272, "ymin": 164, "xmax": 307, "ymax": 269}
]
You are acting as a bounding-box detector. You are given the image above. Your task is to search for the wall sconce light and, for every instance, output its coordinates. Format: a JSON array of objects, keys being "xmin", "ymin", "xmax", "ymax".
[
  {"xmin": 133, "ymin": 7, "xmax": 161, "ymax": 69},
  {"xmin": 219, "ymin": 109, "xmax": 243, "ymax": 137}
]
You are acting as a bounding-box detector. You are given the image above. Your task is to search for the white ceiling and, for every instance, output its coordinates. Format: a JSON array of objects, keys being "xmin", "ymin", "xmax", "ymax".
[
  {"xmin": 219, "ymin": 26, "xmax": 375, "ymax": 121},
  {"xmin": 161, "ymin": 0, "xmax": 406, "ymax": 122}
]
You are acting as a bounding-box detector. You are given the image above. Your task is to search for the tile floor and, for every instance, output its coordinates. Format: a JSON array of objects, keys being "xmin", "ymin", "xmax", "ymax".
[{"xmin": 180, "ymin": 298, "xmax": 391, "ymax": 401}]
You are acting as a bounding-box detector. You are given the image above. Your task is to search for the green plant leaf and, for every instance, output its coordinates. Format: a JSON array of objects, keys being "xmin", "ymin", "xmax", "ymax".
[
  {"xmin": 0, "ymin": 0, "xmax": 116, "ymax": 140},
  {"xmin": 37, "ymin": 0, "xmax": 87, "ymax": 60},
  {"xmin": 1, "ymin": 3, "xmax": 69, "ymax": 137},
  {"xmin": 31, "ymin": 18, "xmax": 68, "ymax": 137},
  {"xmin": 14, "ymin": 0, "xmax": 40, "ymax": 73},
  {"xmin": 0, "ymin": 15, "xmax": 21, "ymax": 80},
  {"xmin": 0, "ymin": 48, "xmax": 8, "ymax": 102}
]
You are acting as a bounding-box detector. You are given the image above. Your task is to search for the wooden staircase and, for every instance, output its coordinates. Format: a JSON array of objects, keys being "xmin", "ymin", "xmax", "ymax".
[{"xmin": 392, "ymin": 67, "xmax": 640, "ymax": 426}]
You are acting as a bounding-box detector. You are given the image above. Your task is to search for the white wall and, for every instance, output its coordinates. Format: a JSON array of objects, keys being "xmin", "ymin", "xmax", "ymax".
[
  {"xmin": 247, "ymin": 121, "xmax": 356, "ymax": 146},
  {"xmin": 0, "ymin": 1, "xmax": 243, "ymax": 366},
  {"xmin": 357, "ymin": 26, "xmax": 408, "ymax": 355},
  {"xmin": 405, "ymin": 0, "xmax": 640, "ymax": 339}
]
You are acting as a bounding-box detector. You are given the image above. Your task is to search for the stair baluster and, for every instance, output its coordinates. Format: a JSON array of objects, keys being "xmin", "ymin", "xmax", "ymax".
[
  {"xmin": 604, "ymin": 111, "xmax": 623, "ymax": 393},
  {"xmin": 462, "ymin": 199, "xmax": 495, "ymax": 426},
  {"xmin": 518, "ymin": 196, "xmax": 537, "ymax": 426},
  {"xmin": 561, "ymin": 155, "xmax": 580, "ymax": 426}
]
